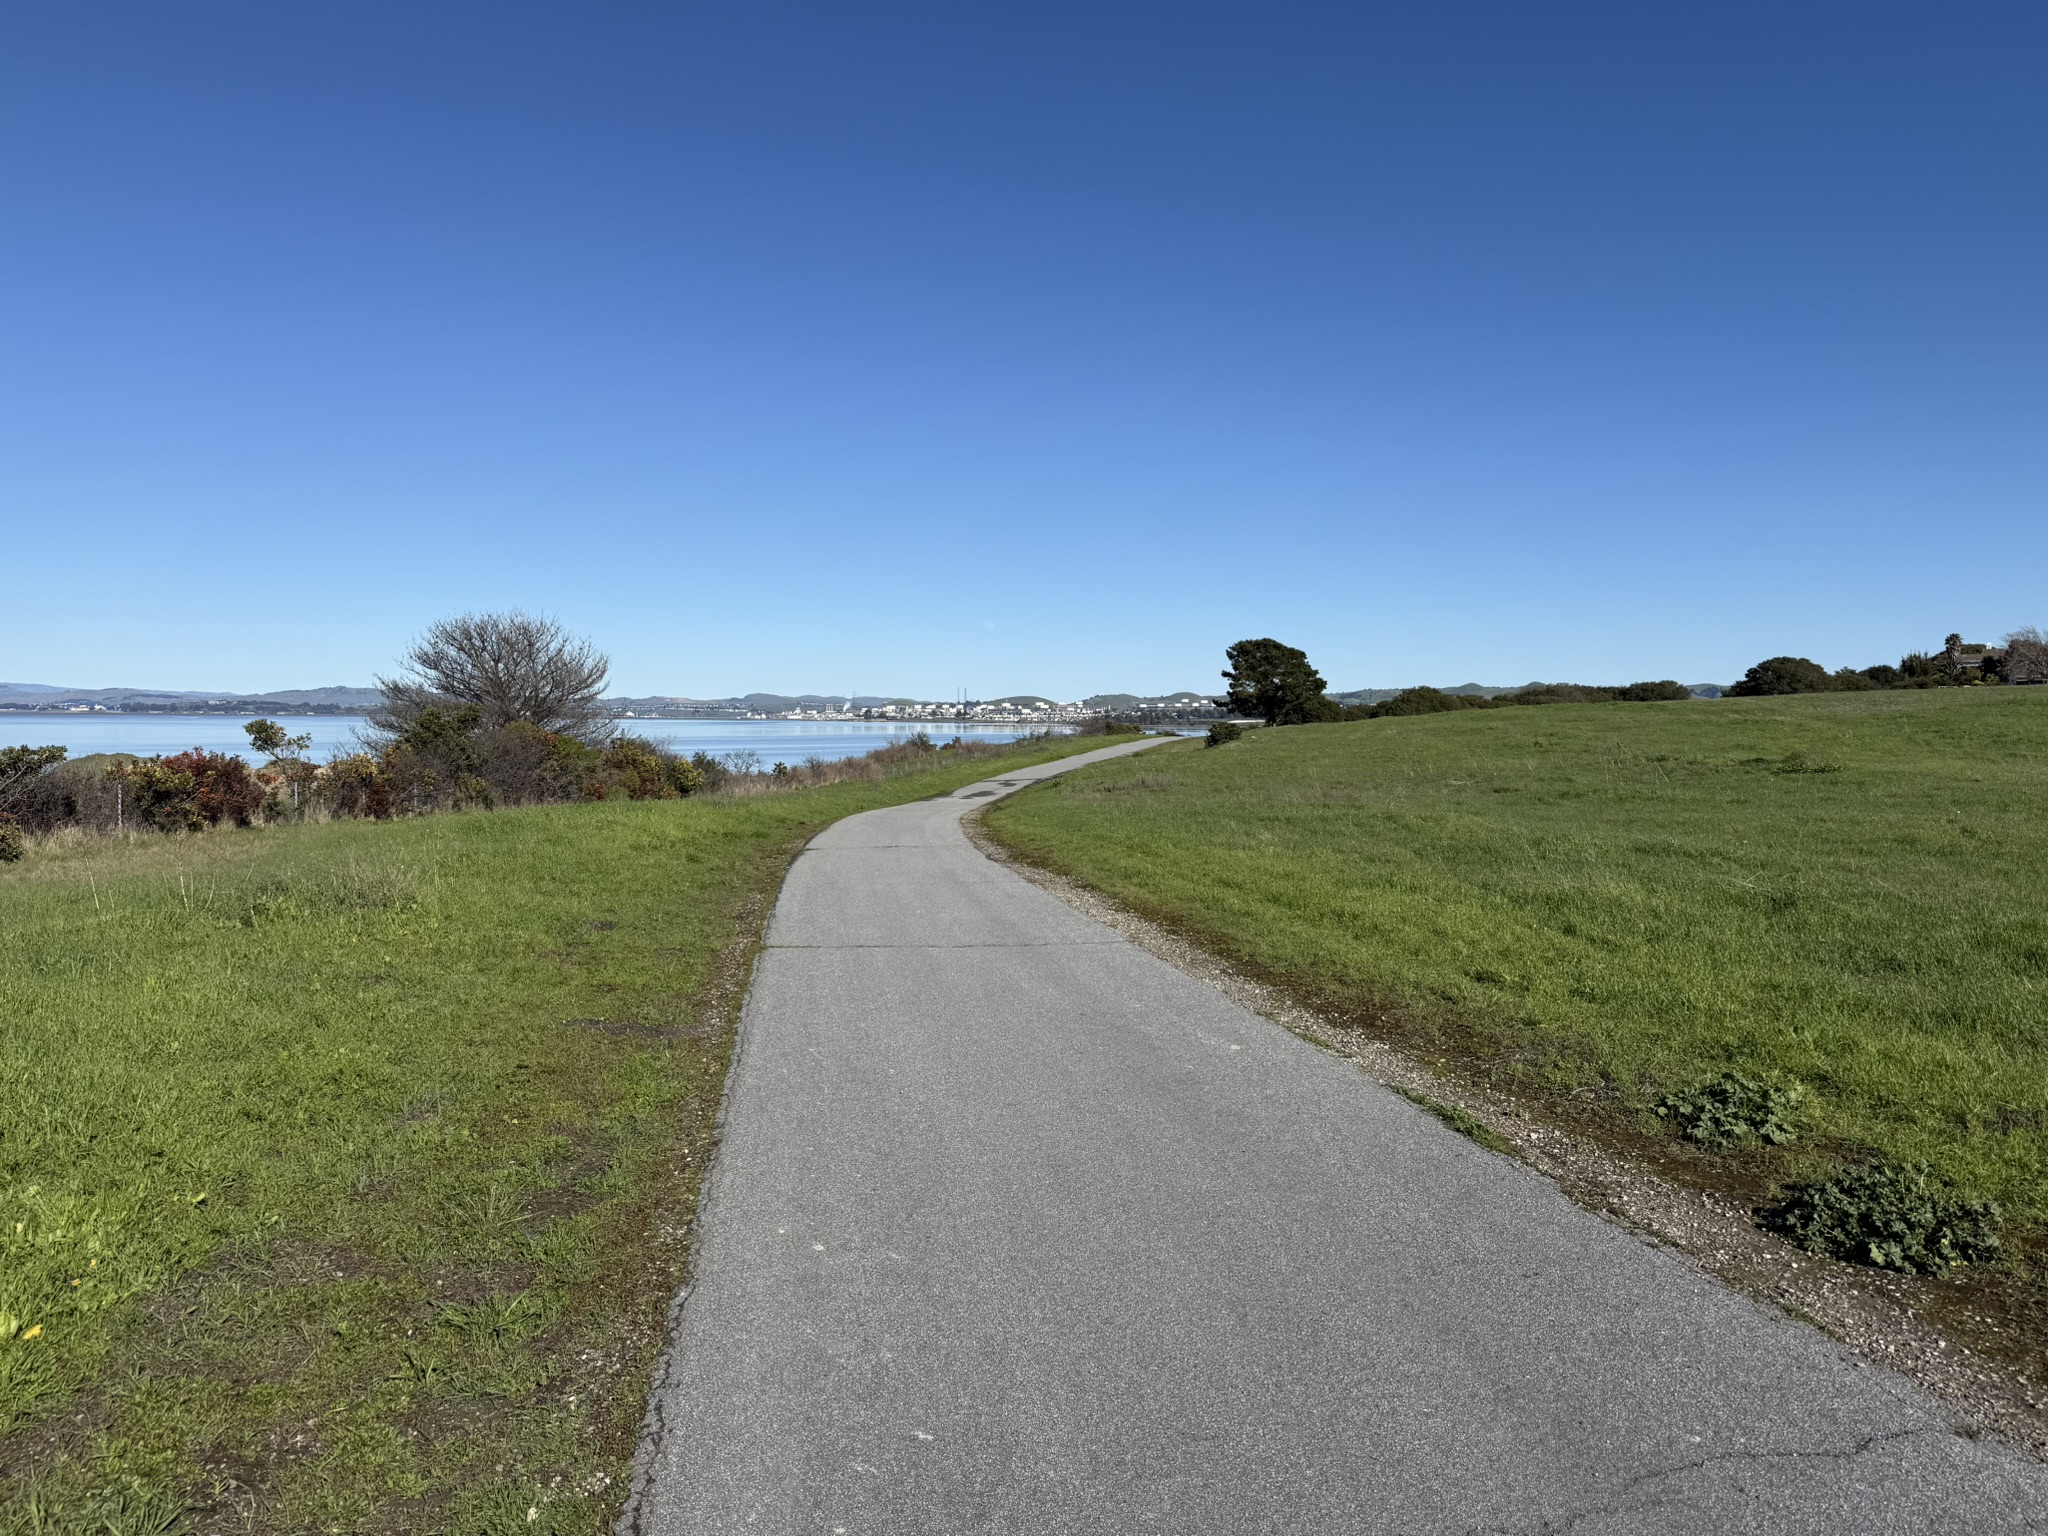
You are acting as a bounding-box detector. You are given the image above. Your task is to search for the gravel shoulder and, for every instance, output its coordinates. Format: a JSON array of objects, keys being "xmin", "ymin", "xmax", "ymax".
[{"xmin": 965, "ymin": 808, "xmax": 2048, "ymax": 1463}]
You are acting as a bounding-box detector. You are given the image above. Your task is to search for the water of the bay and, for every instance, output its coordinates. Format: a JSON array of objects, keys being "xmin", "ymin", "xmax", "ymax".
[{"xmin": 0, "ymin": 714, "xmax": 1073, "ymax": 764}]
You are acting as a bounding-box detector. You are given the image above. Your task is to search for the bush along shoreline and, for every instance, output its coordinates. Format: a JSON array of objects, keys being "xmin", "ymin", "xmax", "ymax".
[
  {"xmin": 0, "ymin": 724, "xmax": 1091, "ymax": 859},
  {"xmin": 0, "ymin": 611, "xmax": 1146, "ymax": 859}
]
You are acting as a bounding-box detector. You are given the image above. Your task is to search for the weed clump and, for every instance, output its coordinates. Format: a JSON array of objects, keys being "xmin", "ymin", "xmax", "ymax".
[
  {"xmin": 1206, "ymin": 721, "xmax": 1244, "ymax": 748},
  {"xmin": 0, "ymin": 1482, "xmax": 186, "ymax": 1536},
  {"xmin": 1393, "ymin": 1087, "xmax": 1517, "ymax": 1156},
  {"xmin": 1656, "ymin": 1073, "xmax": 1806, "ymax": 1148},
  {"xmin": 1773, "ymin": 751, "xmax": 1842, "ymax": 775},
  {"xmin": 1762, "ymin": 1160, "xmax": 2002, "ymax": 1274}
]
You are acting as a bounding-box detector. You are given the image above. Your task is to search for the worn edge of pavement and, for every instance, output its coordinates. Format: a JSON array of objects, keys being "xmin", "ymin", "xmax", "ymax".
[
  {"xmin": 961, "ymin": 803, "xmax": 2048, "ymax": 1463},
  {"xmin": 612, "ymin": 875, "xmax": 779, "ymax": 1536}
]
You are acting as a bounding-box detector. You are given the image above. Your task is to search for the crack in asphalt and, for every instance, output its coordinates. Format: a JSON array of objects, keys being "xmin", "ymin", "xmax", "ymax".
[{"xmin": 1480, "ymin": 1427, "xmax": 2039, "ymax": 1535}]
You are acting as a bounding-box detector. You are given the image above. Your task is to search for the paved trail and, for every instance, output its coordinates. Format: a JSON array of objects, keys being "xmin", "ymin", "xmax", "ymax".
[{"xmin": 631, "ymin": 740, "xmax": 2048, "ymax": 1534}]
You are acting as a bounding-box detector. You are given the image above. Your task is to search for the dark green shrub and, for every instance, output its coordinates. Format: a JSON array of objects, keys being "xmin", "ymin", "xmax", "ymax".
[
  {"xmin": 1498, "ymin": 684, "xmax": 1613, "ymax": 705},
  {"xmin": 1618, "ymin": 679, "xmax": 1691, "ymax": 702},
  {"xmin": 1896, "ymin": 651, "xmax": 1952, "ymax": 688},
  {"xmin": 0, "ymin": 814, "xmax": 22, "ymax": 863},
  {"xmin": 667, "ymin": 755, "xmax": 706, "ymax": 795},
  {"xmin": 0, "ymin": 745, "xmax": 67, "ymax": 818},
  {"xmin": 688, "ymin": 750, "xmax": 732, "ymax": 792},
  {"xmin": 1373, "ymin": 686, "xmax": 1491, "ymax": 717},
  {"xmin": 1206, "ymin": 721, "xmax": 1243, "ymax": 747},
  {"xmin": 320, "ymin": 753, "xmax": 392, "ymax": 818},
  {"xmin": 1727, "ymin": 656, "xmax": 1834, "ymax": 696},
  {"xmin": 398, "ymin": 705, "xmax": 485, "ymax": 776},
  {"xmin": 603, "ymin": 735, "xmax": 678, "ymax": 800},
  {"xmin": 1762, "ymin": 1161, "xmax": 2001, "ymax": 1274},
  {"xmin": 1656, "ymin": 1073, "xmax": 1805, "ymax": 1148}
]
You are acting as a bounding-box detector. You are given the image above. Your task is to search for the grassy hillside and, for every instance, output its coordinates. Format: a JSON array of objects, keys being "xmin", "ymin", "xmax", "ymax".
[
  {"xmin": 0, "ymin": 735, "xmax": 1129, "ymax": 1535},
  {"xmin": 987, "ymin": 692, "xmax": 2048, "ymax": 1239}
]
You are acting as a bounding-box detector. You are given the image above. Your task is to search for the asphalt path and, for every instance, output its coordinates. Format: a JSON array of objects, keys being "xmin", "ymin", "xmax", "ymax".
[{"xmin": 630, "ymin": 738, "xmax": 2048, "ymax": 1534}]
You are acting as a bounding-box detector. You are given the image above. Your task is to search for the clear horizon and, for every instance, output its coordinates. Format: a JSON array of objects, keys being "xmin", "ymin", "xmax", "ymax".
[{"xmin": 6, "ymin": 4, "xmax": 2042, "ymax": 698}]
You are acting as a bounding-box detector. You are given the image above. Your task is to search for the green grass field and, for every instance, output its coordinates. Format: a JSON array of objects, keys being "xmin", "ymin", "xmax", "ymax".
[
  {"xmin": 987, "ymin": 692, "xmax": 2048, "ymax": 1248},
  {"xmin": 0, "ymin": 735, "xmax": 1128, "ymax": 1535}
]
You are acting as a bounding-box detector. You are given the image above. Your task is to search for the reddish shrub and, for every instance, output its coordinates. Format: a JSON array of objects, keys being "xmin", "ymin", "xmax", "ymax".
[
  {"xmin": 164, "ymin": 749, "xmax": 264, "ymax": 828},
  {"xmin": 121, "ymin": 750, "xmax": 263, "ymax": 830}
]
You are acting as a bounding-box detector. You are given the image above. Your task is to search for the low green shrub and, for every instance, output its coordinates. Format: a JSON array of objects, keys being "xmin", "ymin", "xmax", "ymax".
[
  {"xmin": 0, "ymin": 815, "xmax": 21, "ymax": 863},
  {"xmin": 1656, "ymin": 1072, "xmax": 1806, "ymax": 1148},
  {"xmin": 1076, "ymin": 716, "xmax": 1146, "ymax": 736},
  {"xmin": 1772, "ymin": 751, "xmax": 1842, "ymax": 775},
  {"xmin": 1762, "ymin": 1160, "xmax": 2001, "ymax": 1274},
  {"xmin": 1205, "ymin": 721, "xmax": 1243, "ymax": 747},
  {"xmin": 1618, "ymin": 679, "xmax": 1692, "ymax": 702},
  {"xmin": 1372, "ymin": 686, "xmax": 1491, "ymax": 717}
]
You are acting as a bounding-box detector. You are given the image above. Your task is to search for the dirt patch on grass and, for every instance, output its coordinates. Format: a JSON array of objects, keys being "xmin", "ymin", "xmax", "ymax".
[{"xmin": 967, "ymin": 810, "xmax": 2048, "ymax": 1461}]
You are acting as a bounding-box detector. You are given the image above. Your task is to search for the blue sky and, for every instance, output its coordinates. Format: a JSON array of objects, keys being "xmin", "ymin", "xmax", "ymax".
[{"xmin": 4, "ymin": 3, "xmax": 2042, "ymax": 698}]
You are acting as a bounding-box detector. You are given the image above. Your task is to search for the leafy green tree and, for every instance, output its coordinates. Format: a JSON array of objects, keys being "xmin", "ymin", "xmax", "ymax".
[
  {"xmin": 244, "ymin": 718, "xmax": 312, "ymax": 762},
  {"xmin": 1897, "ymin": 651, "xmax": 1946, "ymax": 687},
  {"xmin": 1220, "ymin": 638, "xmax": 1337, "ymax": 726},
  {"xmin": 1727, "ymin": 656, "xmax": 1835, "ymax": 697},
  {"xmin": 244, "ymin": 718, "xmax": 316, "ymax": 810}
]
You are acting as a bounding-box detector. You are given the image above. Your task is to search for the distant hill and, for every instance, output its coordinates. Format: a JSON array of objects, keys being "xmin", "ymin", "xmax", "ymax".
[
  {"xmin": 607, "ymin": 694, "xmax": 903, "ymax": 716},
  {"xmin": 5, "ymin": 678, "xmax": 1717, "ymax": 720},
  {"xmin": 0, "ymin": 682, "xmax": 382, "ymax": 712}
]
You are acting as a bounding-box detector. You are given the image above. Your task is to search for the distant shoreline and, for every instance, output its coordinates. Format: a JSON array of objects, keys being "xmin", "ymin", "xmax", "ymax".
[
  {"xmin": 0, "ymin": 705, "xmax": 1225, "ymax": 725},
  {"xmin": 0, "ymin": 704, "xmax": 370, "ymax": 717}
]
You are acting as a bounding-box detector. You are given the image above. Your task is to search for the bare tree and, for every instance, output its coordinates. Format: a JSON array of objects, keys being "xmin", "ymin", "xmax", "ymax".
[
  {"xmin": 374, "ymin": 611, "xmax": 615, "ymax": 745},
  {"xmin": 2005, "ymin": 626, "xmax": 2048, "ymax": 685}
]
